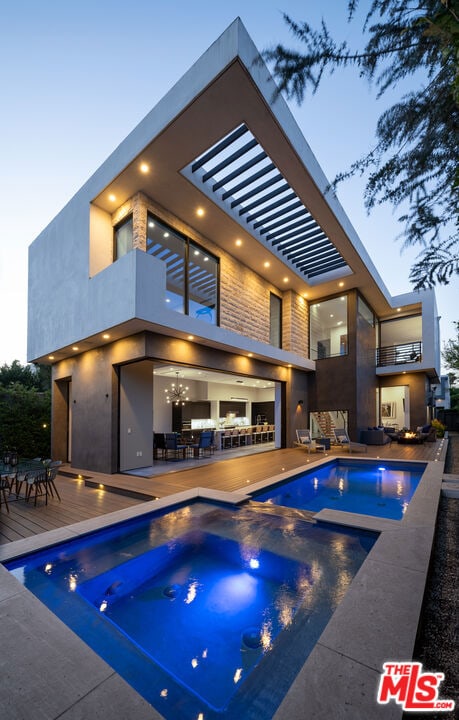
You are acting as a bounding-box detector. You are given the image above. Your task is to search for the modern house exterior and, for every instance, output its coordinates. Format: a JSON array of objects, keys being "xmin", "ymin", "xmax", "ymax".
[{"xmin": 28, "ymin": 19, "xmax": 441, "ymax": 475}]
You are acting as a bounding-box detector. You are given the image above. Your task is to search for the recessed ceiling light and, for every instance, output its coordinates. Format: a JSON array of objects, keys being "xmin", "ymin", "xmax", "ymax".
[
  {"xmin": 102, "ymin": 333, "xmax": 110, "ymax": 339},
  {"xmin": 108, "ymin": 193, "xmax": 116, "ymax": 202},
  {"xmin": 48, "ymin": 355, "xmax": 54, "ymax": 360},
  {"xmin": 148, "ymin": 221, "xmax": 155, "ymax": 228},
  {"xmin": 338, "ymin": 281, "xmax": 344, "ymax": 287},
  {"xmin": 248, "ymin": 353, "xmax": 253, "ymax": 357},
  {"xmin": 397, "ymin": 307, "xmax": 401, "ymax": 312},
  {"xmin": 188, "ymin": 335, "xmax": 194, "ymax": 340},
  {"xmin": 263, "ymin": 261, "xmax": 270, "ymax": 268},
  {"xmin": 196, "ymin": 207, "xmax": 205, "ymax": 217},
  {"xmin": 283, "ymin": 277, "xmax": 289, "ymax": 283},
  {"xmin": 72, "ymin": 346, "xmax": 79, "ymax": 351},
  {"xmin": 164, "ymin": 232, "xmax": 169, "ymax": 238},
  {"xmin": 140, "ymin": 162, "xmax": 149, "ymax": 173},
  {"xmin": 235, "ymin": 239, "xmax": 242, "ymax": 247},
  {"xmin": 194, "ymin": 250, "xmax": 199, "ymax": 256}
]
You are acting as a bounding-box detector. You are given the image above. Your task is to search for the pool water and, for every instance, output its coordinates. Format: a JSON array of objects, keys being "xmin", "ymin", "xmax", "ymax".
[
  {"xmin": 253, "ymin": 459, "xmax": 425, "ymax": 519},
  {"xmin": 5, "ymin": 502, "xmax": 377, "ymax": 720}
]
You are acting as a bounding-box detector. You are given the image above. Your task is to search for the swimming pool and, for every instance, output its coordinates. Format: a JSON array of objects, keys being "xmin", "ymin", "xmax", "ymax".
[
  {"xmin": 252, "ymin": 459, "xmax": 426, "ymax": 519},
  {"xmin": 5, "ymin": 500, "xmax": 377, "ymax": 720}
]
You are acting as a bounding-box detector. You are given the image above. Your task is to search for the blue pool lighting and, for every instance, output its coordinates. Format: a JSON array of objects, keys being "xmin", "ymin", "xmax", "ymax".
[
  {"xmin": 5, "ymin": 501, "xmax": 377, "ymax": 720},
  {"xmin": 253, "ymin": 459, "xmax": 426, "ymax": 520}
]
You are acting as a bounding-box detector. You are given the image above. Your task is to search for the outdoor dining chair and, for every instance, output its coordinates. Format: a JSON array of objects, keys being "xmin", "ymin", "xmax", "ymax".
[
  {"xmin": 25, "ymin": 469, "xmax": 48, "ymax": 506},
  {"xmin": 0, "ymin": 474, "xmax": 11, "ymax": 512}
]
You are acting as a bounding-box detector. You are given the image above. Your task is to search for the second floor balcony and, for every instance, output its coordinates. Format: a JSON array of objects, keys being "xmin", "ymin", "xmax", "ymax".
[{"xmin": 377, "ymin": 341, "xmax": 422, "ymax": 367}]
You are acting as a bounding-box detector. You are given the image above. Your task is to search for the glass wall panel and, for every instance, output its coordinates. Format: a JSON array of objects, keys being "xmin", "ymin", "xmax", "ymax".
[
  {"xmin": 358, "ymin": 296, "xmax": 374, "ymax": 326},
  {"xmin": 309, "ymin": 295, "xmax": 348, "ymax": 359},
  {"xmin": 378, "ymin": 315, "xmax": 422, "ymax": 365},
  {"xmin": 188, "ymin": 242, "xmax": 218, "ymax": 325},
  {"xmin": 380, "ymin": 315, "xmax": 422, "ymax": 345},
  {"xmin": 114, "ymin": 216, "xmax": 133, "ymax": 259},
  {"xmin": 310, "ymin": 410, "xmax": 348, "ymax": 438},
  {"xmin": 269, "ymin": 293, "xmax": 282, "ymax": 347},
  {"xmin": 146, "ymin": 215, "xmax": 185, "ymax": 313}
]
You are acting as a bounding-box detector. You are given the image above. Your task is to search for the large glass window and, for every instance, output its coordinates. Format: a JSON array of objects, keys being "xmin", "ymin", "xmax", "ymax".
[
  {"xmin": 310, "ymin": 410, "xmax": 348, "ymax": 438},
  {"xmin": 146, "ymin": 213, "xmax": 218, "ymax": 323},
  {"xmin": 188, "ymin": 242, "xmax": 218, "ymax": 324},
  {"xmin": 114, "ymin": 216, "xmax": 133, "ymax": 259},
  {"xmin": 378, "ymin": 315, "xmax": 422, "ymax": 365},
  {"xmin": 309, "ymin": 295, "xmax": 348, "ymax": 359},
  {"xmin": 146, "ymin": 216, "xmax": 186, "ymax": 313},
  {"xmin": 270, "ymin": 293, "xmax": 282, "ymax": 348},
  {"xmin": 358, "ymin": 296, "xmax": 374, "ymax": 326}
]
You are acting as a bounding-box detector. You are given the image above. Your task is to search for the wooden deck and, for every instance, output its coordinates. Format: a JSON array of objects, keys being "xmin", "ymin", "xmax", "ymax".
[{"xmin": 0, "ymin": 439, "xmax": 447, "ymax": 544}]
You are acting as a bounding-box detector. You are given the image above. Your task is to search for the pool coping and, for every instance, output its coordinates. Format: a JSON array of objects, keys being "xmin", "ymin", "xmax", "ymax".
[{"xmin": 0, "ymin": 444, "xmax": 448, "ymax": 720}]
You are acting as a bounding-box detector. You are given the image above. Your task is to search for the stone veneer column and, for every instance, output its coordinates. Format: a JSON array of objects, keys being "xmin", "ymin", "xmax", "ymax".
[
  {"xmin": 132, "ymin": 192, "xmax": 147, "ymax": 251},
  {"xmin": 282, "ymin": 290, "xmax": 308, "ymax": 357}
]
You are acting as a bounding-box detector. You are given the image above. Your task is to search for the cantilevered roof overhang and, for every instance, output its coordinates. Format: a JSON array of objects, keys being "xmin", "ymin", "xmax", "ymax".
[{"xmin": 91, "ymin": 18, "xmax": 416, "ymax": 319}]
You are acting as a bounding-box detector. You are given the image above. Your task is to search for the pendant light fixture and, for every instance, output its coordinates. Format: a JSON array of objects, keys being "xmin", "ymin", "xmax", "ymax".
[{"xmin": 165, "ymin": 371, "xmax": 190, "ymax": 405}]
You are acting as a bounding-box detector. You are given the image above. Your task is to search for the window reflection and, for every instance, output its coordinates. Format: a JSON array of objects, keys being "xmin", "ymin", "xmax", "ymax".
[
  {"xmin": 146, "ymin": 214, "xmax": 218, "ymax": 323},
  {"xmin": 188, "ymin": 242, "xmax": 217, "ymax": 324},
  {"xmin": 146, "ymin": 217, "xmax": 185, "ymax": 313},
  {"xmin": 310, "ymin": 296, "xmax": 348, "ymax": 359},
  {"xmin": 114, "ymin": 216, "xmax": 133, "ymax": 259}
]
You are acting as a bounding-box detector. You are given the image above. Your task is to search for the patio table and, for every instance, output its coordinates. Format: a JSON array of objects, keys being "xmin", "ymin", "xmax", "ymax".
[{"xmin": 0, "ymin": 459, "xmax": 48, "ymax": 500}]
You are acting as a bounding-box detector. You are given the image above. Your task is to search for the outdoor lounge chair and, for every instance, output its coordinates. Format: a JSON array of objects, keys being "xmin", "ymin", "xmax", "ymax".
[
  {"xmin": 333, "ymin": 428, "xmax": 367, "ymax": 453},
  {"xmin": 295, "ymin": 429, "xmax": 326, "ymax": 454}
]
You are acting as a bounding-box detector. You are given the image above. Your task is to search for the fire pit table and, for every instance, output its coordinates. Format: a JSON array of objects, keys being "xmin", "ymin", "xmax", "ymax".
[{"xmin": 397, "ymin": 432, "xmax": 423, "ymax": 444}]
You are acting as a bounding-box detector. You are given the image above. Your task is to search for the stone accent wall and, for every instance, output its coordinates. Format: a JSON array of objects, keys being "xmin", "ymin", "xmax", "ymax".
[
  {"xmin": 219, "ymin": 258, "xmax": 271, "ymax": 342},
  {"xmin": 282, "ymin": 290, "xmax": 308, "ymax": 357},
  {"xmin": 132, "ymin": 193, "xmax": 147, "ymax": 251}
]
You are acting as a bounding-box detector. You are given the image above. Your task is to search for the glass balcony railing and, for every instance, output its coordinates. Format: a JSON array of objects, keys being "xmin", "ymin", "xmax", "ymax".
[{"xmin": 377, "ymin": 341, "xmax": 422, "ymax": 367}]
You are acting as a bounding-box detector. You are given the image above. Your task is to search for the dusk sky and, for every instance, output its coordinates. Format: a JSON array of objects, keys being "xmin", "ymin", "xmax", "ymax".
[{"xmin": 1, "ymin": 0, "xmax": 456, "ymax": 368}]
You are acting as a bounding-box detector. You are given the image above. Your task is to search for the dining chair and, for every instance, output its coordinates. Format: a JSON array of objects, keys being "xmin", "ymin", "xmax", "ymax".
[
  {"xmin": 44, "ymin": 464, "xmax": 62, "ymax": 501},
  {"xmin": 26, "ymin": 469, "xmax": 48, "ymax": 506},
  {"xmin": 164, "ymin": 433, "xmax": 187, "ymax": 461},
  {"xmin": 0, "ymin": 474, "xmax": 11, "ymax": 512}
]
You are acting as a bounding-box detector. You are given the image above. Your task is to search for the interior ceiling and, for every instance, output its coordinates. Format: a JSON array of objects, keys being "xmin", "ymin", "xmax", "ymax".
[
  {"xmin": 153, "ymin": 364, "xmax": 275, "ymax": 389},
  {"xmin": 381, "ymin": 316, "xmax": 422, "ymax": 344},
  {"xmin": 93, "ymin": 59, "xmax": 420, "ymax": 320}
]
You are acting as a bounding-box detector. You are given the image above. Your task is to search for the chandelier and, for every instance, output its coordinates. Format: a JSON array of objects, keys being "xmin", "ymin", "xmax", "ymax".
[{"xmin": 165, "ymin": 372, "xmax": 190, "ymax": 405}]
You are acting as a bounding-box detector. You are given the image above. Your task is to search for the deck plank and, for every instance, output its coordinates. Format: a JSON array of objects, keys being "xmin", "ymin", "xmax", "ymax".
[{"xmin": 0, "ymin": 439, "xmax": 447, "ymax": 544}]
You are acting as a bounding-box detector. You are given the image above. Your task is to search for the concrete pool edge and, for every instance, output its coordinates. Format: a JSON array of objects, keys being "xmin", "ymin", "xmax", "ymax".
[
  {"xmin": 0, "ymin": 453, "xmax": 446, "ymax": 720},
  {"xmin": 273, "ymin": 457, "xmax": 445, "ymax": 720}
]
